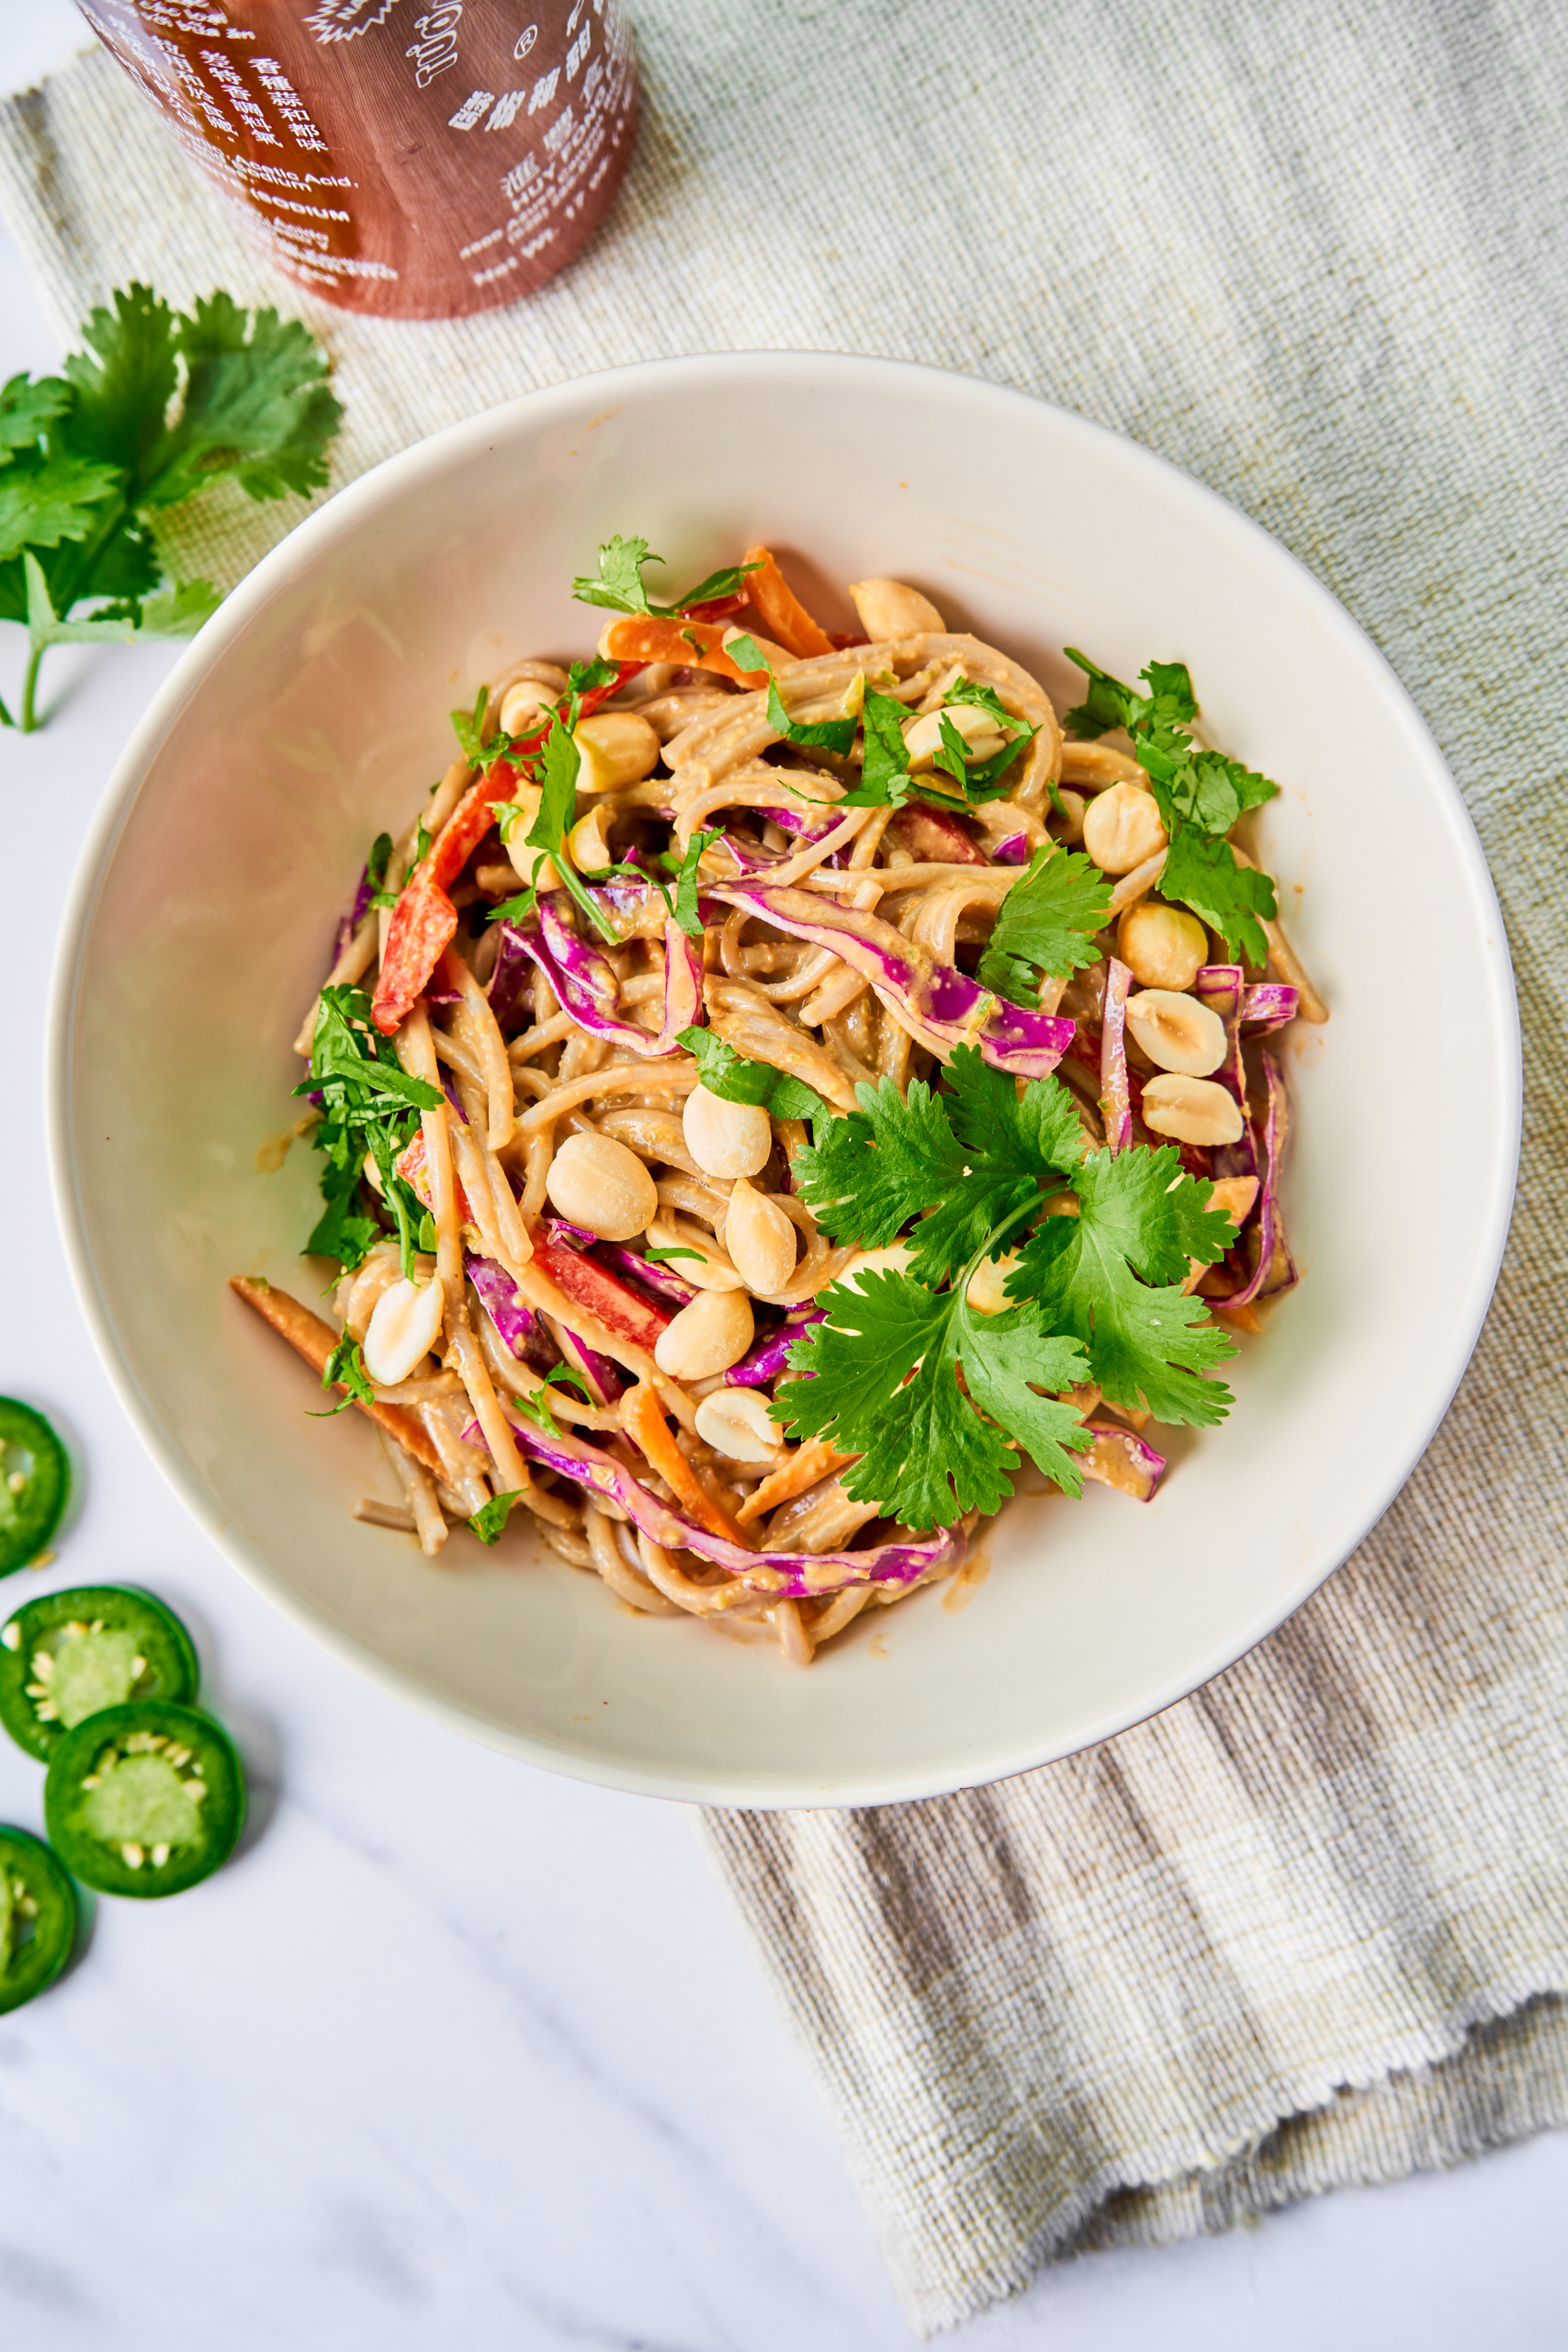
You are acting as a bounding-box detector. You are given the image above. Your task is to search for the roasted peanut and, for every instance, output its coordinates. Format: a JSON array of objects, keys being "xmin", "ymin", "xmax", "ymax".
[
  {"xmin": 544, "ymin": 1132, "xmax": 659, "ymax": 1241},
  {"xmin": 901, "ymin": 701, "xmax": 1006, "ymax": 769},
  {"xmin": 1124, "ymin": 989, "xmax": 1228, "ymax": 1076},
  {"xmin": 572, "ymin": 711, "xmax": 662, "ymax": 793},
  {"xmin": 1139, "ymin": 1074, "xmax": 1245, "ymax": 1147},
  {"xmin": 847, "ymin": 578, "xmax": 946, "ymax": 638},
  {"xmin": 566, "ymin": 803, "xmax": 614, "ymax": 874},
  {"xmin": 722, "ymin": 1179, "xmax": 798, "ymax": 1295},
  {"xmin": 495, "ymin": 785, "xmax": 560, "ymax": 891},
  {"xmin": 682, "ymin": 1083, "xmax": 772, "ymax": 1180},
  {"xmin": 362, "ymin": 1277, "xmax": 445, "ymax": 1388},
  {"xmin": 1117, "ymin": 899, "xmax": 1209, "ymax": 989},
  {"xmin": 653, "ymin": 1287, "xmax": 755, "ymax": 1380},
  {"xmin": 694, "ymin": 1387, "xmax": 784, "ymax": 1463},
  {"xmin": 1081, "ymin": 782, "xmax": 1168, "ymax": 875},
  {"xmin": 497, "ymin": 669, "xmax": 566, "ymax": 734}
]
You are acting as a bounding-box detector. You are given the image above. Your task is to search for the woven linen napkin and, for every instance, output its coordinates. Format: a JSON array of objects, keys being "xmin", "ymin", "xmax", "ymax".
[{"xmin": 6, "ymin": 4, "xmax": 1566, "ymax": 2334}]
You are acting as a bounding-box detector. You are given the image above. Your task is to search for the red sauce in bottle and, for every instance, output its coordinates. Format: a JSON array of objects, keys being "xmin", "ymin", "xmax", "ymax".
[{"xmin": 75, "ymin": 0, "xmax": 640, "ymax": 319}]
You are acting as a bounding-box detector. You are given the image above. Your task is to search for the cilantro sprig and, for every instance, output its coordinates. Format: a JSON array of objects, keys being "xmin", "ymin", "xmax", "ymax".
[
  {"xmin": 2, "ymin": 285, "xmax": 341, "ymax": 731},
  {"xmin": 675, "ymin": 1026, "xmax": 833, "ymax": 1128},
  {"xmin": 779, "ymin": 1047, "xmax": 1237, "ymax": 1529},
  {"xmin": 1064, "ymin": 650, "xmax": 1280, "ymax": 963},
  {"xmin": 492, "ymin": 713, "xmax": 620, "ymax": 944},
  {"xmin": 726, "ymin": 631, "xmax": 857, "ymax": 755},
  {"xmin": 571, "ymin": 535, "xmax": 761, "ymax": 618},
  {"xmin": 976, "ymin": 844, "xmax": 1112, "ymax": 1006},
  {"xmin": 294, "ymin": 985, "xmax": 443, "ymax": 1277},
  {"xmin": 840, "ymin": 679, "xmax": 1036, "ymax": 814},
  {"xmin": 311, "ymin": 1331, "xmax": 377, "ymax": 1418}
]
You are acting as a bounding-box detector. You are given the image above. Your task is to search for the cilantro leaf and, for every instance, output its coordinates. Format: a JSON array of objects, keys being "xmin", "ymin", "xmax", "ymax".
[
  {"xmin": 469, "ymin": 1490, "xmax": 525, "ymax": 1544},
  {"xmin": 780, "ymin": 1052, "xmax": 1240, "ymax": 1522},
  {"xmin": 505, "ymin": 1364, "xmax": 592, "ymax": 1444},
  {"xmin": 495, "ymin": 713, "xmax": 619, "ymax": 944},
  {"xmin": 131, "ymin": 577, "xmax": 222, "ymax": 636},
  {"xmin": 293, "ymin": 986, "xmax": 442, "ymax": 1276},
  {"xmin": 487, "ymin": 886, "xmax": 537, "ymax": 928},
  {"xmin": 675, "ymin": 1026, "xmax": 832, "ymax": 1126},
  {"xmin": 793, "ymin": 1071, "xmax": 965, "ymax": 1251},
  {"xmin": 956, "ymin": 1301, "xmax": 1096, "ymax": 1496},
  {"xmin": 4, "ymin": 283, "xmax": 340, "ymax": 730},
  {"xmin": 838, "ymin": 685, "xmax": 919, "ymax": 808},
  {"xmin": 1159, "ymin": 827, "xmax": 1277, "ymax": 966},
  {"xmin": 903, "ymin": 1048, "xmax": 1083, "ymax": 1284},
  {"xmin": 976, "ymin": 844, "xmax": 1111, "ymax": 1005},
  {"xmin": 0, "ymin": 373, "xmax": 71, "ymax": 454},
  {"xmin": 311, "ymin": 1331, "xmax": 376, "ymax": 1417},
  {"xmin": 668, "ymin": 825, "xmax": 722, "ymax": 937},
  {"xmin": 727, "ymin": 631, "xmax": 858, "ymax": 754},
  {"xmin": 1061, "ymin": 648, "xmax": 1280, "ymax": 961},
  {"xmin": 777, "ymin": 1271, "xmax": 1091, "ymax": 1528},
  {"xmin": 1010, "ymin": 1147, "xmax": 1237, "ymax": 1422},
  {"xmin": 931, "ymin": 700, "xmax": 1037, "ymax": 802},
  {"xmin": 572, "ymin": 532, "xmax": 658, "ymax": 613},
  {"xmin": 571, "ymin": 535, "xmax": 761, "ymax": 617},
  {"xmin": 0, "ymin": 450, "xmax": 120, "ymax": 564}
]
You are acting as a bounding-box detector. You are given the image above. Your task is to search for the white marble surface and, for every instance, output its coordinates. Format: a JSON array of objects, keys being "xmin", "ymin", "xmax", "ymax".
[{"xmin": 4, "ymin": 12, "xmax": 1568, "ymax": 2346}]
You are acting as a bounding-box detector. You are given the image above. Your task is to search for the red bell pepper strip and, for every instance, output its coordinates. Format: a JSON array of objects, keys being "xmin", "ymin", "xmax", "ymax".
[
  {"xmin": 530, "ymin": 1234, "xmax": 672, "ymax": 1354},
  {"xmin": 371, "ymin": 666, "xmax": 646, "ymax": 1037},
  {"xmin": 392, "ymin": 1131, "xmax": 475, "ymax": 1227}
]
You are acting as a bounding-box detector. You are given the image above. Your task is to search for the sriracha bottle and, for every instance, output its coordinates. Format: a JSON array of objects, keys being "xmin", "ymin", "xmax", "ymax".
[{"xmin": 74, "ymin": 0, "xmax": 640, "ymax": 319}]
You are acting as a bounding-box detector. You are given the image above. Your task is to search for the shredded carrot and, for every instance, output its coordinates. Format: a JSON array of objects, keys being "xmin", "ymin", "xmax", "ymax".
[
  {"xmin": 740, "ymin": 546, "xmax": 836, "ymax": 659},
  {"xmin": 620, "ymin": 1381, "xmax": 749, "ymax": 1544},
  {"xmin": 229, "ymin": 1276, "xmax": 446, "ymax": 1476},
  {"xmin": 736, "ymin": 1437, "xmax": 857, "ymax": 1525},
  {"xmin": 597, "ymin": 614, "xmax": 767, "ymax": 685}
]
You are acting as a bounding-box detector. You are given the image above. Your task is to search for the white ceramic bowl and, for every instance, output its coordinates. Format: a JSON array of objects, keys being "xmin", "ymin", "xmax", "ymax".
[{"xmin": 50, "ymin": 354, "xmax": 1519, "ymax": 1808}]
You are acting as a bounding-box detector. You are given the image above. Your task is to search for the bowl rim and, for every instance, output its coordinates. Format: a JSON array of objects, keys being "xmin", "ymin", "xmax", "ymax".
[{"xmin": 47, "ymin": 349, "xmax": 1523, "ymax": 1807}]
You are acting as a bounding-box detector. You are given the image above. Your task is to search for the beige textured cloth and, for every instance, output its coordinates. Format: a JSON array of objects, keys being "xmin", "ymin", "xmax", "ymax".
[{"xmin": 5, "ymin": 6, "xmax": 1565, "ymax": 2335}]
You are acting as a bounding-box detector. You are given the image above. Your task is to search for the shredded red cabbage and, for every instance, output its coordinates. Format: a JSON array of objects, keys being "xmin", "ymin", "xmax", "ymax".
[
  {"xmin": 597, "ymin": 1244, "xmax": 698, "ymax": 1307},
  {"xmin": 495, "ymin": 1416, "xmax": 970, "ymax": 1600},
  {"xmin": 466, "ymin": 1252, "xmax": 550, "ymax": 1364},
  {"xmin": 497, "ymin": 898, "xmax": 702, "ymax": 1058},
  {"xmin": 710, "ymin": 881, "xmax": 1075, "ymax": 1080}
]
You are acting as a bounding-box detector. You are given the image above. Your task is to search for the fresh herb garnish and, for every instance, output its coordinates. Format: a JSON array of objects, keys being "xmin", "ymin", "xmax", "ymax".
[
  {"xmin": 494, "ymin": 712, "xmax": 619, "ymax": 945},
  {"xmin": 571, "ymin": 535, "xmax": 762, "ymax": 618},
  {"xmin": 975, "ymin": 844, "xmax": 1112, "ymax": 1006},
  {"xmin": 649, "ymin": 825, "xmax": 724, "ymax": 937},
  {"xmin": 836, "ymin": 679, "xmax": 1035, "ymax": 813},
  {"xmin": 2, "ymin": 284, "xmax": 341, "ymax": 731},
  {"xmin": 640, "ymin": 1242, "xmax": 707, "ymax": 1265},
  {"xmin": 293, "ymin": 985, "xmax": 443, "ymax": 1277},
  {"xmin": 778, "ymin": 1046, "xmax": 1237, "ymax": 1528},
  {"xmin": 468, "ymin": 1489, "xmax": 525, "ymax": 1544},
  {"xmin": 675, "ymin": 1026, "xmax": 833, "ymax": 1128},
  {"xmin": 1063, "ymin": 650, "xmax": 1280, "ymax": 963},
  {"xmin": 726, "ymin": 631, "xmax": 858, "ymax": 755},
  {"xmin": 311, "ymin": 1331, "xmax": 376, "ymax": 1417},
  {"xmin": 507, "ymin": 1363, "xmax": 592, "ymax": 1443}
]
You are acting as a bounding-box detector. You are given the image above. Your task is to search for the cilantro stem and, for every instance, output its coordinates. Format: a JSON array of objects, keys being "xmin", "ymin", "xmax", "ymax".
[{"xmin": 19, "ymin": 644, "xmax": 45, "ymax": 735}]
